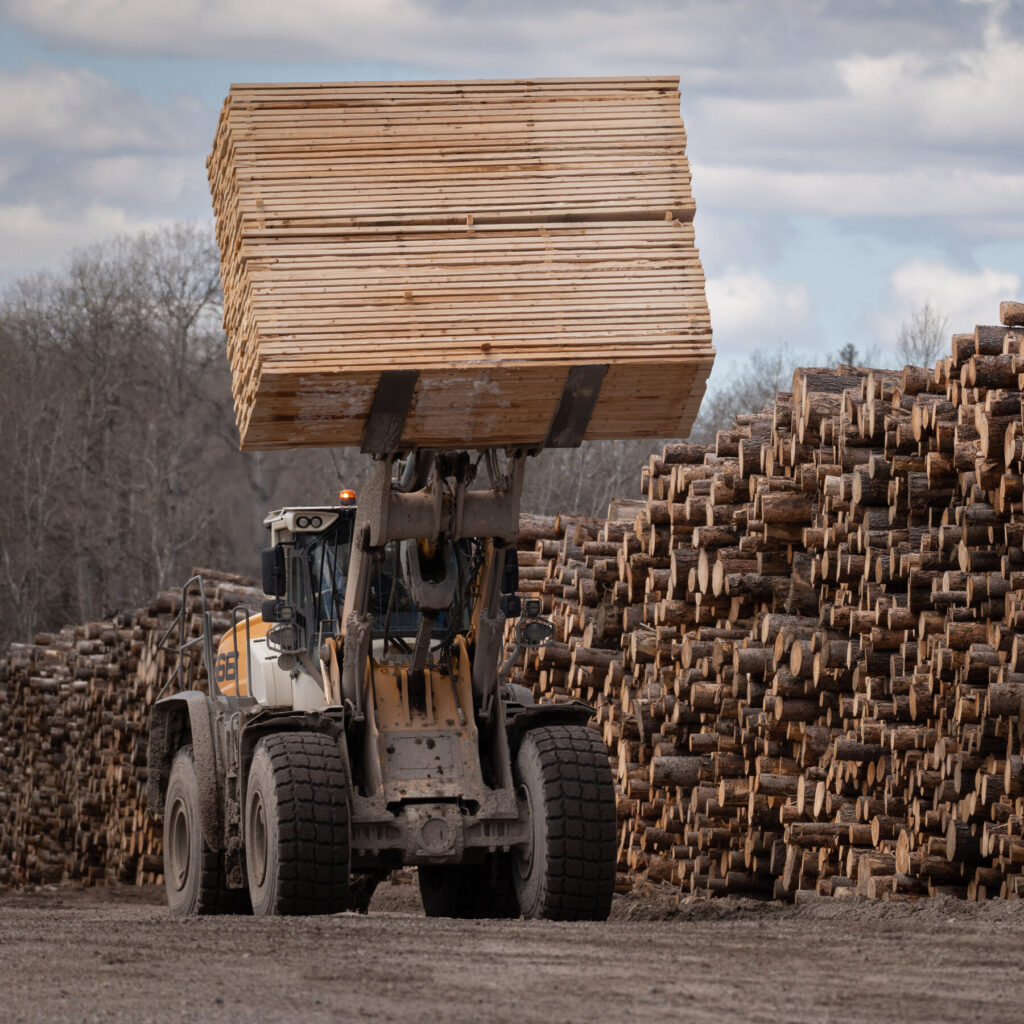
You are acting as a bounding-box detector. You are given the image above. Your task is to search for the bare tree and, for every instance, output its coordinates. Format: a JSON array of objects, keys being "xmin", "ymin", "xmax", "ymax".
[
  {"xmin": 521, "ymin": 439, "xmax": 661, "ymax": 515},
  {"xmin": 832, "ymin": 342, "xmax": 885, "ymax": 368},
  {"xmin": 834, "ymin": 342, "xmax": 859, "ymax": 367},
  {"xmin": 897, "ymin": 301, "xmax": 948, "ymax": 368},
  {"xmin": 687, "ymin": 348, "xmax": 801, "ymax": 444},
  {"xmin": 0, "ymin": 225, "xmax": 372, "ymax": 652},
  {"xmin": 0, "ymin": 292, "xmax": 78, "ymax": 638}
]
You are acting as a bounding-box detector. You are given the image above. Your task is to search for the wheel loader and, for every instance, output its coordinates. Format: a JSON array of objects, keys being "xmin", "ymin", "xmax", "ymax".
[
  {"xmin": 146, "ymin": 74, "xmax": 713, "ymax": 921},
  {"xmin": 147, "ymin": 441, "xmax": 618, "ymax": 919}
]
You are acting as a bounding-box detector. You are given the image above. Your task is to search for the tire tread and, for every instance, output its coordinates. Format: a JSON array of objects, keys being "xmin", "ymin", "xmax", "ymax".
[
  {"xmin": 516, "ymin": 724, "xmax": 616, "ymax": 921},
  {"xmin": 165, "ymin": 746, "xmax": 251, "ymax": 916},
  {"xmin": 250, "ymin": 732, "xmax": 351, "ymax": 915}
]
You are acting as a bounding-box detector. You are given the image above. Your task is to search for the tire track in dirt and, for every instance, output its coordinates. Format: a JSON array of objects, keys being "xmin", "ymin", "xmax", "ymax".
[{"xmin": 2, "ymin": 885, "xmax": 1022, "ymax": 1024}]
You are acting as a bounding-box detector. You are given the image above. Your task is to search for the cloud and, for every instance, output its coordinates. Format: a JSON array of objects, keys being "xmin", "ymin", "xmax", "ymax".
[
  {"xmin": 0, "ymin": 154, "xmax": 26, "ymax": 190},
  {"xmin": 71, "ymin": 156, "xmax": 204, "ymax": 205},
  {"xmin": 691, "ymin": 21, "xmax": 1024, "ymax": 170},
  {"xmin": 0, "ymin": 67, "xmax": 211, "ymax": 281},
  {"xmin": 0, "ymin": 0, "xmax": 993, "ymax": 70},
  {"xmin": 706, "ymin": 269, "xmax": 811, "ymax": 351},
  {"xmin": 2, "ymin": 0, "xmax": 436, "ymax": 61},
  {"xmin": 0, "ymin": 203, "xmax": 176, "ymax": 276},
  {"xmin": 0, "ymin": 0, "xmax": 1020, "ymax": 332},
  {"xmin": 696, "ymin": 164, "xmax": 1024, "ymax": 220},
  {"xmin": 0, "ymin": 67, "xmax": 205, "ymax": 152},
  {"xmin": 5, "ymin": 3, "xmax": 1022, "ymax": 191},
  {"xmin": 878, "ymin": 259, "xmax": 1020, "ymax": 339},
  {"xmin": 836, "ymin": 20, "xmax": 1024, "ymax": 148}
]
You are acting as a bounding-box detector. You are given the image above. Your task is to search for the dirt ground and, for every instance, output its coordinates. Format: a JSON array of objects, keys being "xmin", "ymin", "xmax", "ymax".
[{"xmin": 1, "ymin": 882, "xmax": 1022, "ymax": 1024}]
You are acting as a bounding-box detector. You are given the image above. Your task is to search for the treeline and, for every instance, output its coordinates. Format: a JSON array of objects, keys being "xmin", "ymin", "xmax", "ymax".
[
  {"xmin": 0, "ymin": 225, "xmax": 661, "ymax": 652},
  {"xmin": 0, "ymin": 226, "xmax": 366, "ymax": 652},
  {"xmin": 687, "ymin": 303, "xmax": 948, "ymax": 444},
  {"xmin": 0, "ymin": 224, "xmax": 947, "ymax": 652}
]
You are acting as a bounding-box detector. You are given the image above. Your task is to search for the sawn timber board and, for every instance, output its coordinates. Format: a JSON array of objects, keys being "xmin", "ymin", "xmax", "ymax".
[{"xmin": 208, "ymin": 76, "xmax": 715, "ymax": 450}]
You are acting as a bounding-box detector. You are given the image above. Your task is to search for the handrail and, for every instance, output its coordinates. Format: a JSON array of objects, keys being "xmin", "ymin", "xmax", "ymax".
[
  {"xmin": 155, "ymin": 574, "xmax": 213, "ymax": 700},
  {"xmin": 229, "ymin": 604, "xmax": 253, "ymax": 699}
]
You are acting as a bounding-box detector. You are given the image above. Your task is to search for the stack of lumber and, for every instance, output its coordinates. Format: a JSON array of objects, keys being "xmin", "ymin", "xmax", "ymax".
[
  {"xmin": 0, "ymin": 571, "xmax": 260, "ymax": 887},
  {"xmin": 509, "ymin": 300, "xmax": 1024, "ymax": 901},
  {"xmin": 208, "ymin": 77, "xmax": 713, "ymax": 450}
]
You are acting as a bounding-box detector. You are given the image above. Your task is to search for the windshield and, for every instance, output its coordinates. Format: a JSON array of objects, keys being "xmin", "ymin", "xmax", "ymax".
[
  {"xmin": 305, "ymin": 521, "xmax": 352, "ymax": 632},
  {"xmin": 367, "ymin": 542, "xmax": 472, "ymax": 640},
  {"xmin": 298, "ymin": 521, "xmax": 474, "ymax": 648}
]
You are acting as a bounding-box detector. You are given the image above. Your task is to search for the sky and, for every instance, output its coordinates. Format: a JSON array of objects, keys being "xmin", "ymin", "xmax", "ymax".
[{"xmin": 0, "ymin": 0, "xmax": 1022, "ymax": 379}]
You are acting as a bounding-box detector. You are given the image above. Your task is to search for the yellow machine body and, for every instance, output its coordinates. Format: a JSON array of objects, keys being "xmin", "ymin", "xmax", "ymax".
[
  {"xmin": 363, "ymin": 634, "xmax": 486, "ymax": 804},
  {"xmin": 214, "ymin": 614, "xmax": 270, "ymax": 697}
]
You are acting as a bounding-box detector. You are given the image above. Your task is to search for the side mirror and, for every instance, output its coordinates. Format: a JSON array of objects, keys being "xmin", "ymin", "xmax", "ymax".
[
  {"xmin": 516, "ymin": 611, "xmax": 554, "ymax": 649},
  {"xmin": 261, "ymin": 546, "xmax": 286, "ymax": 596},
  {"xmin": 499, "ymin": 594, "xmax": 522, "ymax": 619},
  {"xmin": 261, "ymin": 598, "xmax": 282, "ymax": 623},
  {"xmin": 266, "ymin": 621, "xmax": 302, "ymax": 654}
]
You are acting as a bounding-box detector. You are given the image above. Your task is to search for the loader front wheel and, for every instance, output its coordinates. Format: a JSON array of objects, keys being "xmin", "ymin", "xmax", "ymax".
[
  {"xmin": 512, "ymin": 725, "xmax": 617, "ymax": 921},
  {"xmin": 418, "ymin": 856, "xmax": 519, "ymax": 919},
  {"xmin": 164, "ymin": 745, "xmax": 251, "ymax": 916},
  {"xmin": 245, "ymin": 733, "xmax": 351, "ymax": 916}
]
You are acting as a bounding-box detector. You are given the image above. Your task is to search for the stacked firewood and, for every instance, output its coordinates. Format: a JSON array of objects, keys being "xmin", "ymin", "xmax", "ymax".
[
  {"xmin": 510, "ymin": 300, "xmax": 1024, "ymax": 900},
  {"xmin": 0, "ymin": 571, "xmax": 260, "ymax": 887}
]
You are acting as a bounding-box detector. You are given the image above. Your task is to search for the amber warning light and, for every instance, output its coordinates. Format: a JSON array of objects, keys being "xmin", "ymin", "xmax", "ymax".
[{"xmin": 339, "ymin": 490, "xmax": 356, "ymax": 503}]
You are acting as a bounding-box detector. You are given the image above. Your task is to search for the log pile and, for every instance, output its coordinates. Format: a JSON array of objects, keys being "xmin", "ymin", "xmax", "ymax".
[
  {"xmin": 510, "ymin": 299, "xmax": 1024, "ymax": 901},
  {"xmin": 8, "ymin": 299, "xmax": 1024, "ymax": 902},
  {"xmin": 208, "ymin": 77, "xmax": 713, "ymax": 450},
  {"xmin": 0, "ymin": 571, "xmax": 260, "ymax": 887}
]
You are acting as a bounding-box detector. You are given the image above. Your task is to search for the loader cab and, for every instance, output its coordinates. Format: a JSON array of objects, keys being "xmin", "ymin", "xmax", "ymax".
[
  {"xmin": 261, "ymin": 505, "xmax": 472, "ymax": 665},
  {"xmin": 260, "ymin": 506, "xmax": 350, "ymax": 661}
]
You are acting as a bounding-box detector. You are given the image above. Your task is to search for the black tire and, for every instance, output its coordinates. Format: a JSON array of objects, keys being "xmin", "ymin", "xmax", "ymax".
[
  {"xmin": 245, "ymin": 732, "xmax": 351, "ymax": 916},
  {"xmin": 163, "ymin": 746, "xmax": 252, "ymax": 916},
  {"xmin": 512, "ymin": 725, "xmax": 617, "ymax": 920},
  {"xmin": 418, "ymin": 855, "xmax": 519, "ymax": 919}
]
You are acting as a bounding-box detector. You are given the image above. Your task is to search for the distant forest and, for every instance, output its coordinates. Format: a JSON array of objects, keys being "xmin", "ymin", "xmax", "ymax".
[
  {"xmin": 0, "ymin": 224, "xmax": 937, "ymax": 651},
  {"xmin": 0, "ymin": 225, "xmax": 660, "ymax": 650}
]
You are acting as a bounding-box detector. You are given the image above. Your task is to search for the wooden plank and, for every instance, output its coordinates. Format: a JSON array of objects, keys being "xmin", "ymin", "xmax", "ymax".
[{"xmin": 208, "ymin": 76, "xmax": 714, "ymax": 450}]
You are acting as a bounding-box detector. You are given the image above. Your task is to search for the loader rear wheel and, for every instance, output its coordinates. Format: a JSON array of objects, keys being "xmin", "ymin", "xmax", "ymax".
[
  {"xmin": 164, "ymin": 746, "xmax": 251, "ymax": 916},
  {"xmin": 417, "ymin": 855, "xmax": 519, "ymax": 919},
  {"xmin": 245, "ymin": 732, "xmax": 351, "ymax": 916},
  {"xmin": 512, "ymin": 724, "xmax": 617, "ymax": 921}
]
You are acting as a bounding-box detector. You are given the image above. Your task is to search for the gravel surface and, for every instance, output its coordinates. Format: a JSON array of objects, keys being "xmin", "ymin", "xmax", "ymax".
[{"xmin": 2, "ymin": 883, "xmax": 1023, "ymax": 1023}]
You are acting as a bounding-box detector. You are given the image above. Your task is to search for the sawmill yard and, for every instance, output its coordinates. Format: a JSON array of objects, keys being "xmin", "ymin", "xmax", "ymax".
[
  {"xmin": 2, "ymin": 882, "xmax": 1022, "ymax": 1024},
  {"xmin": 2, "ymin": 31, "xmax": 1024, "ymax": 1024},
  {"xmin": 7, "ymin": 304, "xmax": 1024, "ymax": 1024}
]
